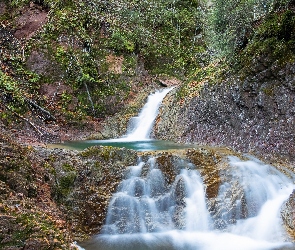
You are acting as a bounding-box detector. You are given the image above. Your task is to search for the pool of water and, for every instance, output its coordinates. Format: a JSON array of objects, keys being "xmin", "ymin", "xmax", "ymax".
[{"xmin": 49, "ymin": 139, "xmax": 196, "ymax": 152}]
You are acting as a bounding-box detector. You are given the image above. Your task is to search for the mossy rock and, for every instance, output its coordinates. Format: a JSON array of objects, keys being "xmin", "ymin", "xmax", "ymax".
[
  {"xmin": 186, "ymin": 148, "xmax": 222, "ymax": 199},
  {"xmin": 240, "ymin": 10, "xmax": 295, "ymax": 70},
  {"xmin": 79, "ymin": 145, "xmax": 137, "ymax": 166}
]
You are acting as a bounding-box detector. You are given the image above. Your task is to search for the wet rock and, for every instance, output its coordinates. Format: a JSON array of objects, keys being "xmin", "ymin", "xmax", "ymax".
[
  {"xmin": 171, "ymin": 177, "xmax": 186, "ymax": 229},
  {"xmin": 281, "ymin": 189, "xmax": 295, "ymax": 234},
  {"xmin": 139, "ymin": 148, "xmax": 245, "ymax": 231},
  {"xmin": 155, "ymin": 154, "xmax": 191, "ymax": 185},
  {"xmin": 209, "ymin": 180, "xmax": 248, "ymax": 229},
  {"xmin": 173, "ymin": 177, "xmax": 187, "ymax": 206},
  {"xmin": 173, "ymin": 205, "xmax": 186, "ymax": 229},
  {"xmin": 186, "ymin": 148, "xmax": 222, "ymax": 199}
]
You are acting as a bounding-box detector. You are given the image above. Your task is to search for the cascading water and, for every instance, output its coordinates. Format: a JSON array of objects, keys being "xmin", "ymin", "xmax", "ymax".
[
  {"xmin": 81, "ymin": 156, "xmax": 295, "ymax": 250},
  {"xmin": 123, "ymin": 87, "xmax": 174, "ymax": 141}
]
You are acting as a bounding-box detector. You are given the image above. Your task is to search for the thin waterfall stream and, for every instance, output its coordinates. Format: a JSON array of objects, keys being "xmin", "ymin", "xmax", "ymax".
[
  {"xmin": 75, "ymin": 87, "xmax": 295, "ymax": 250},
  {"xmin": 123, "ymin": 87, "xmax": 174, "ymax": 141},
  {"xmin": 52, "ymin": 87, "xmax": 191, "ymax": 151}
]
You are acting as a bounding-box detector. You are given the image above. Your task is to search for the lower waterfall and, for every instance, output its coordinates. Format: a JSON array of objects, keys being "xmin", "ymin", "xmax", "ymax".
[{"xmin": 80, "ymin": 156, "xmax": 295, "ymax": 250}]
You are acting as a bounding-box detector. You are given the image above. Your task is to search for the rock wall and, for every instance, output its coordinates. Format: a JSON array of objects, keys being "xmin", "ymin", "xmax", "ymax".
[
  {"xmin": 282, "ymin": 190, "xmax": 295, "ymax": 236},
  {"xmin": 154, "ymin": 61, "xmax": 295, "ymax": 162}
]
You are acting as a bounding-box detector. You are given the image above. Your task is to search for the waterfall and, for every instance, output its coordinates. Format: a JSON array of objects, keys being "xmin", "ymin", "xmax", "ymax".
[
  {"xmin": 116, "ymin": 87, "xmax": 173, "ymax": 141},
  {"xmin": 101, "ymin": 158, "xmax": 210, "ymax": 235},
  {"xmin": 81, "ymin": 156, "xmax": 295, "ymax": 250}
]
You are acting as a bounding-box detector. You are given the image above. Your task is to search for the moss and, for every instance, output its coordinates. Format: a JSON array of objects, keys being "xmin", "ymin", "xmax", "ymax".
[
  {"xmin": 1, "ymin": 180, "xmax": 68, "ymax": 248},
  {"xmin": 50, "ymin": 161, "xmax": 77, "ymax": 201},
  {"xmin": 58, "ymin": 172, "xmax": 76, "ymax": 195},
  {"xmin": 240, "ymin": 10, "xmax": 295, "ymax": 69},
  {"xmin": 0, "ymin": 71, "xmax": 25, "ymax": 103},
  {"xmin": 263, "ymin": 86, "xmax": 275, "ymax": 96},
  {"xmin": 80, "ymin": 146, "xmax": 137, "ymax": 166},
  {"xmin": 0, "ymin": 135, "xmax": 32, "ymax": 186},
  {"xmin": 53, "ymin": 171, "xmax": 76, "ymax": 203},
  {"xmin": 62, "ymin": 163, "xmax": 75, "ymax": 172},
  {"xmin": 81, "ymin": 146, "xmax": 116, "ymax": 161},
  {"xmin": 4, "ymin": 211, "xmax": 65, "ymax": 249},
  {"xmin": 186, "ymin": 148, "xmax": 222, "ymax": 199},
  {"xmin": 94, "ymin": 161, "xmax": 102, "ymax": 169},
  {"xmin": 176, "ymin": 61, "xmax": 227, "ymax": 103},
  {"xmin": 80, "ymin": 145, "xmax": 107, "ymax": 158}
]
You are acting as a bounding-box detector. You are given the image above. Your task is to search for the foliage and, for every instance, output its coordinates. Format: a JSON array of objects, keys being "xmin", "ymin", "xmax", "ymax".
[
  {"xmin": 1, "ymin": 0, "xmax": 209, "ymax": 120},
  {"xmin": 0, "ymin": 71, "xmax": 23, "ymax": 100},
  {"xmin": 37, "ymin": 0, "xmax": 207, "ymax": 77},
  {"xmin": 240, "ymin": 9, "xmax": 295, "ymax": 67},
  {"xmin": 0, "ymin": 71, "xmax": 26, "ymax": 119},
  {"xmin": 208, "ymin": 0, "xmax": 277, "ymax": 59},
  {"xmin": 176, "ymin": 61, "xmax": 227, "ymax": 102},
  {"xmin": 3, "ymin": 0, "xmax": 295, "ymax": 122},
  {"xmin": 106, "ymin": 0, "xmax": 207, "ymax": 75}
]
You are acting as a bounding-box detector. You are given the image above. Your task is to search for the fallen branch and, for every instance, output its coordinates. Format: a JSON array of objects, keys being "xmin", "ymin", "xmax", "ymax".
[
  {"xmin": 26, "ymin": 99, "xmax": 56, "ymax": 122},
  {"xmin": 1, "ymin": 102, "xmax": 44, "ymax": 136}
]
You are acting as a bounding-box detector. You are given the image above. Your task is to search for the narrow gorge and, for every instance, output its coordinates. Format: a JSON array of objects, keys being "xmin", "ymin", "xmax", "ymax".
[{"xmin": 1, "ymin": 0, "xmax": 295, "ymax": 249}]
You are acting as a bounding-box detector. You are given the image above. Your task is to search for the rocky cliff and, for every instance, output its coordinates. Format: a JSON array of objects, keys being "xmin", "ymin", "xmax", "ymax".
[{"xmin": 154, "ymin": 60, "xmax": 295, "ymax": 162}]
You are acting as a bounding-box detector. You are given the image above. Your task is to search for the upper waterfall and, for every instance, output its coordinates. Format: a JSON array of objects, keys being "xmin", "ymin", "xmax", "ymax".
[{"xmin": 123, "ymin": 87, "xmax": 174, "ymax": 141}]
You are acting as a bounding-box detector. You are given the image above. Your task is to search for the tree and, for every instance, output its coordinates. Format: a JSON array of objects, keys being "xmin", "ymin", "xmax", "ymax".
[{"xmin": 208, "ymin": 0, "xmax": 277, "ymax": 59}]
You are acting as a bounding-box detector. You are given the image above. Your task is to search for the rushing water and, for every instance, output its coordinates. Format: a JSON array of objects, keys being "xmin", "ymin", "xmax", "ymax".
[
  {"xmin": 50, "ymin": 87, "xmax": 176, "ymax": 151},
  {"xmin": 123, "ymin": 87, "xmax": 174, "ymax": 141},
  {"xmin": 80, "ymin": 157, "xmax": 295, "ymax": 250},
  {"xmin": 69, "ymin": 86, "xmax": 295, "ymax": 249}
]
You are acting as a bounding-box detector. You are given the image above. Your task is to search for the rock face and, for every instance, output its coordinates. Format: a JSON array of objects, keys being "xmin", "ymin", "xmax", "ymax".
[
  {"xmin": 34, "ymin": 145, "xmax": 138, "ymax": 241},
  {"xmin": 154, "ymin": 61, "xmax": 295, "ymax": 162},
  {"xmin": 281, "ymin": 190, "xmax": 295, "ymax": 235},
  {"xmin": 14, "ymin": 3, "xmax": 48, "ymax": 39},
  {"xmin": 26, "ymin": 50, "xmax": 63, "ymax": 78},
  {"xmin": 0, "ymin": 132, "xmax": 74, "ymax": 249}
]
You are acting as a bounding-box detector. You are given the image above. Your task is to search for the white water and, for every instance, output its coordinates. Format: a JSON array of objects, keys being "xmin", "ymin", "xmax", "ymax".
[
  {"xmin": 124, "ymin": 87, "xmax": 173, "ymax": 141},
  {"xmin": 102, "ymin": 87, "xmax": 173, "ymax": 143},
  {"xmin": 81, "ymin": 156, "xmax": 295, "ymax": 250}
]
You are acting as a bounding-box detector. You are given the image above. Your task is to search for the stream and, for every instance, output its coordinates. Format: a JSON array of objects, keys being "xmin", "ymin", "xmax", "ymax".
[
  {"xmin": 70, "ymin": 88, "xmax": 295, "ymax": 250},
  {"xmin": 80, "ymin": 156, "xmax": 294, "ymax": 250}
]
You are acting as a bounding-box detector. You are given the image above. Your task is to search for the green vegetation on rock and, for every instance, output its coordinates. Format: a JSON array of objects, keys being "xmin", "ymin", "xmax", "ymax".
[
  {"xmin": 240, "ymin": 9, "xmax": 295, "ymax": 69},
  {"xmin": 0, "ymin": 0, "xmax": 209, "ymax": 126}
]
